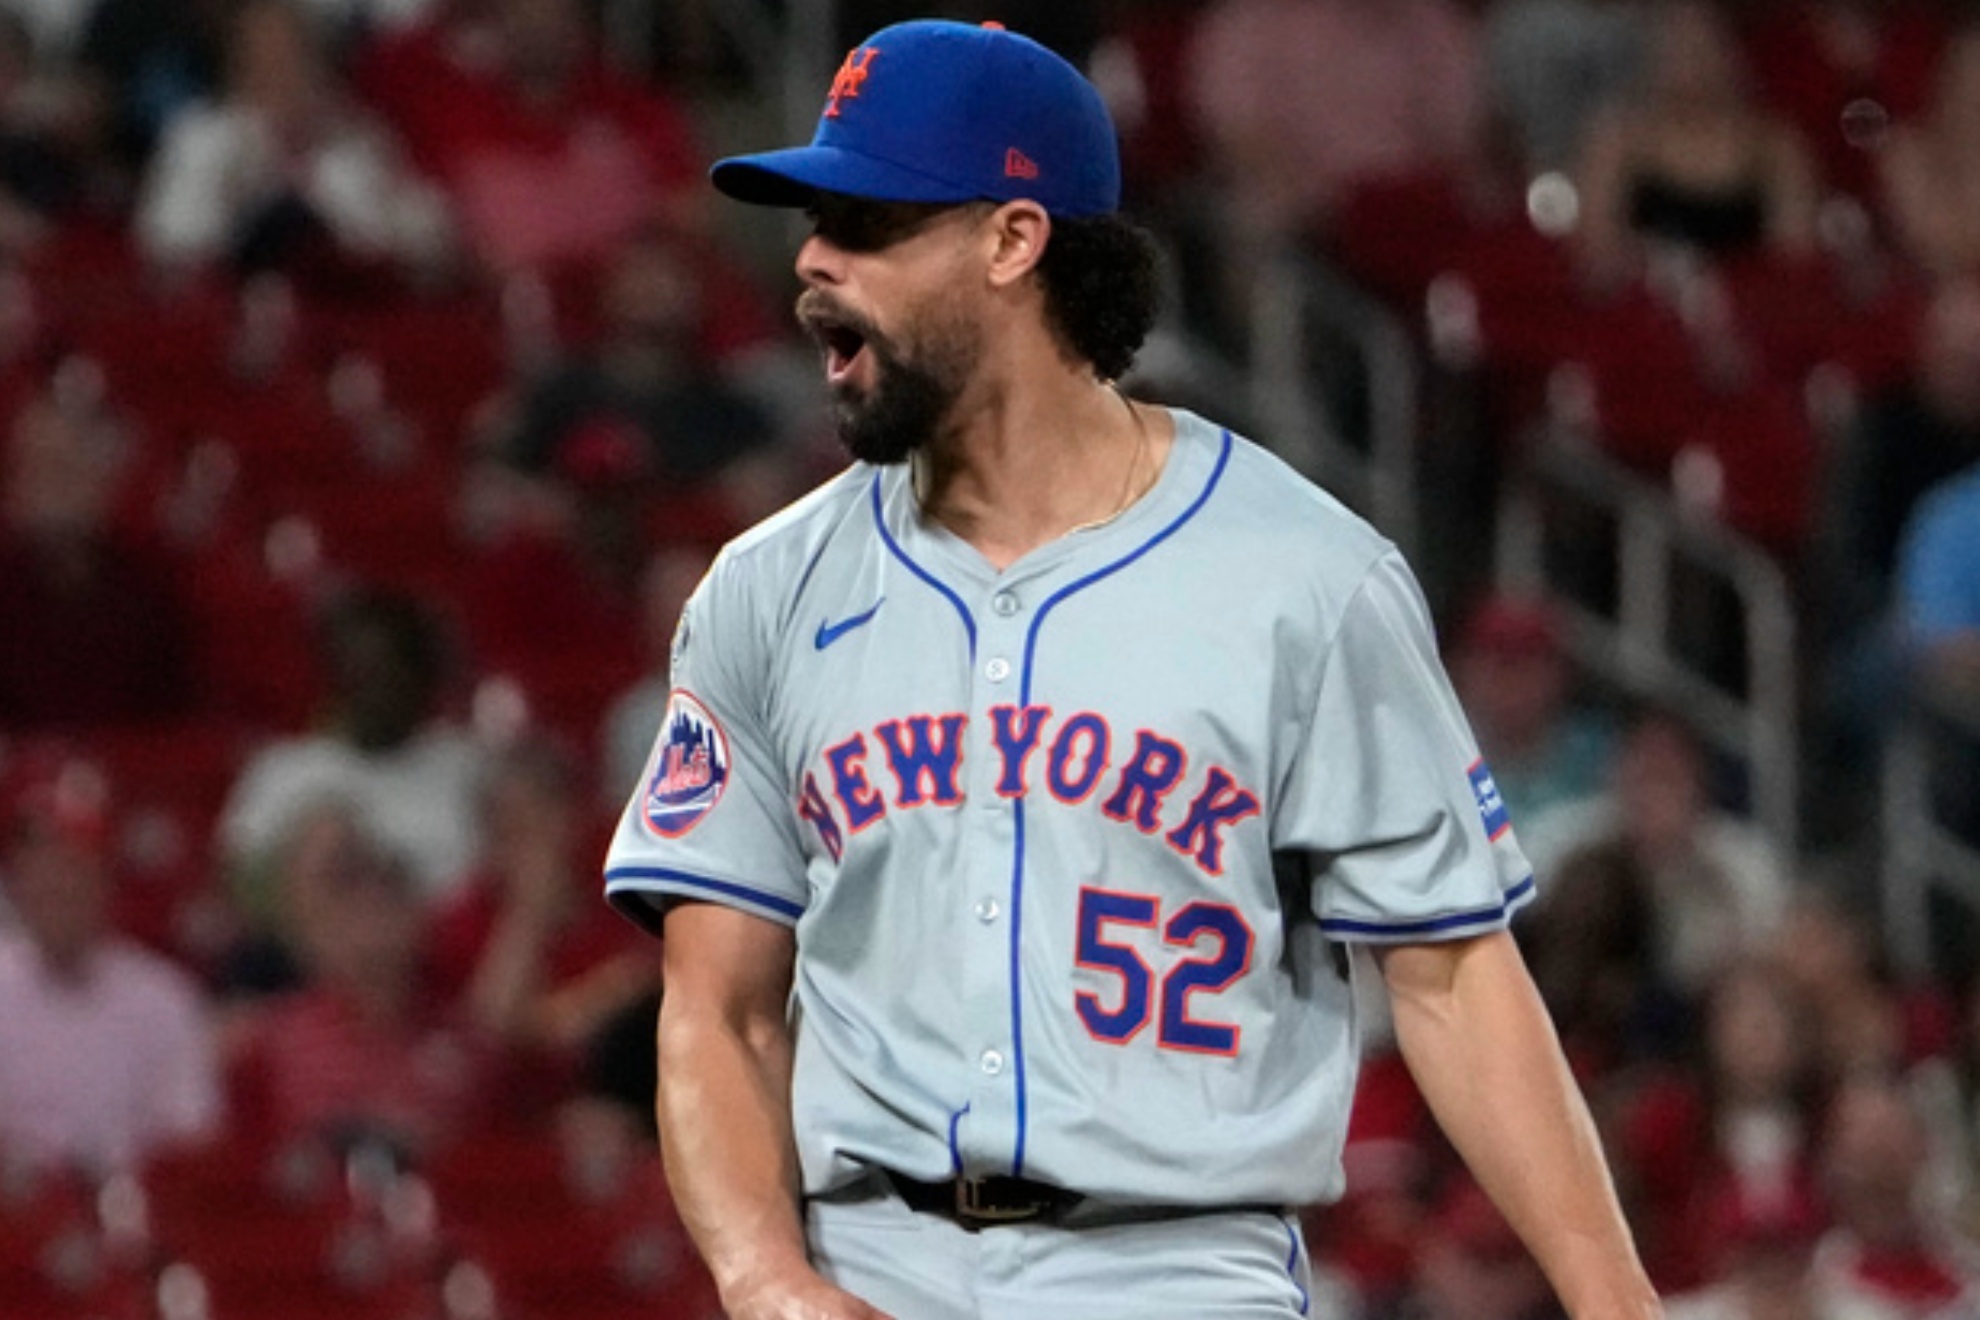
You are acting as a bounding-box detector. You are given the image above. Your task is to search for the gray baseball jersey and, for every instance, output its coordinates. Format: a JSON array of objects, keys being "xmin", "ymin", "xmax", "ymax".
[{"xmin": 604, "ymin": 408, "xmax": 1533, "ymax": 1209}]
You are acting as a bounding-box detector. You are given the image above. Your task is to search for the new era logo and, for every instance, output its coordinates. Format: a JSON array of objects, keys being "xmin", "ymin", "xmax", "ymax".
[{"xmin": 1004, "ymin": 148, "xmax": 1039, "ymax": 180}]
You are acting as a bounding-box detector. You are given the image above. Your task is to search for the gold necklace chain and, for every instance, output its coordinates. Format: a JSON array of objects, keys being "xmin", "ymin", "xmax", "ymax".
[
  {"xmin": 1067, "ymin": 402, "xmax": 1149, "ymax": 536},
  {"xmin": 912, "ymin": 394, "xmax": 1151, "ymax": 534}
]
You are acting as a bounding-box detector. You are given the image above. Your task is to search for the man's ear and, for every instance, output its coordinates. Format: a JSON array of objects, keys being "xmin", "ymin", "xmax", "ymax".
[{"xmin": 984, "ymin": 200, "xmax": 1051, "ymax": 289}]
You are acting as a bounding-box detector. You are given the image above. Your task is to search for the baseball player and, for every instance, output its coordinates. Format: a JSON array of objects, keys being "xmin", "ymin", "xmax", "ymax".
[{"xmin": 604, "ymin": 19, "xmax": 1660, "ymax": 1320}]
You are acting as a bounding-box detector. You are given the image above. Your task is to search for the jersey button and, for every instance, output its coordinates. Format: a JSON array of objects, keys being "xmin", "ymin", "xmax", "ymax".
[
  {"xmin": 974, "ymin": 897, "xmax": 1000, "ymax": 923},
  {"xmin": 980, "ymin": 1050, "xmax": 1005, "ymax": 1076},
  {"xmin": 992, "ymin": 591, "xmax": 1020, "ymax": 617},
  {"xmin": 984, "ymin": 657, "xmax": 1011, "ymax": 683}
]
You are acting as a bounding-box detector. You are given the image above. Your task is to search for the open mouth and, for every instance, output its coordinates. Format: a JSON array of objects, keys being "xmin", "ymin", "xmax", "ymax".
[
  {"xmin": 801, "ymin": 305, "xmax": 873, "ymax": 386},
  {"xmin": 820, "ymin": 321, "xmax": 867, "ymax": 383}
]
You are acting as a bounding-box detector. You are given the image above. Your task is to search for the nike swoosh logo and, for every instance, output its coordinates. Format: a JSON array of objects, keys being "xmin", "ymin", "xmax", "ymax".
[{"xmin": 814, "ymin": 598, "xmax": 884, "ymax": 650}]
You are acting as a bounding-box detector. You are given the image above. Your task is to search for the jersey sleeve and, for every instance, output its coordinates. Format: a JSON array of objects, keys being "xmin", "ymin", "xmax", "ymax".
[
  {"xmin": 1275, "ymin": 551, "xmax": 1535, "ymax": 942},
  {"xmin": 603, "ymin": 551, "xmax": 809, "ymax": 935}
]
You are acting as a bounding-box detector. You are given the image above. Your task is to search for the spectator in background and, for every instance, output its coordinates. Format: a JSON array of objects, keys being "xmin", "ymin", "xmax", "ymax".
[
  {"xmin": 1660, "ymin": 1186, "xmax": 1844, "ymax": 1320},
  {"xmin": 492, "ymin": 227, "xmax": 784, "ymax": 521},
  {"xmin": 1812, "ymin": 1075, "xmax": 1980, "ymax": 1317},
  {"xmin": 217, "ymin": 585, "xmax": 481, "ymax": 901},
  {"xmin": 135, "ymin": 0, "xmax": 454, "ymax": 287},
  {"xmin": 6, "ymin": 0, "xmax": 96, "ymax": 60},
  {"xmin": 1764, "ymin": 892, "xmax": 1922, "ymax": 1089},
  {"xmin": 289, "ymin": 0, "xmax": 441, "ymax": 44},
  {"xmin": 226, "ymin": 805, "xmax": 496, "ymax": 1157},
  {"xmin": 0, "ymin": 372, "xmax": 196, "ymax": 732},
  {"xmin": 356, "ymin": 0, "xmax": 706, "ymax": 277},
  {"xmin": 1878, "ymin": 25, "xmax": 1980, "ymax": 282},
  {"xmin": 1184, "ymin": 0, "xmax": 1484, "ymax": 328},
  {"xmin": 1909, "ymin": 969, "xmax": 1980, "ymax": 1250},
  {"xmin": 462, "ymin": 421, "xmax": 649, "ymax": 749},
  {"xmin": 1574, "ymin": 0, "xmax": 1818, "ymax": 287},
  {"xmin": 1812, "ymin": 280, "xmax": 1980, "ymax": 839},
  {"xmin": 426, "ymin": 735, "xmax": 658, "ymax": 1096},
  {"xmin": 1739, "ymin": 0, "xmax": 1948, "ymax": 217},
  {"xmin": 600, "ymin": 543, "xmax": 712, "ymax": 806},
  {"xmin": 1188, "ymin": 0, "xmax": 1483, "ymax": 240},
  {"xmin": 1522, "ymin": 708, "xmax": 1790, "ymax": 997},
  {"xmin": 1517, "ymin": 839, "xmax": 1684, "ymax": 1074},
  {"xmin": 1485, "ymin": 0, "xmax": 1646, "ymax": 177},
  {"xmin": 0, "ymin": 756, "xmax": 220, "ymax": 1173},
  {"xmin": 462, "ymin": 224, "xmax": 789, "ymax": 749},
  {"xmin": 0, "ymin": 10, "xmax": 111, "ymax": 256},
  {"xmin": 212, "ymin": 795, "xmax": 381, "ymax": 1001},
  {"xmin": 1824, "ymin": 279, "xmax": 1980, "ymax": 641},
  {"xmin": 72, "ymin": 0, "xmax": 231, "ymax": 175},
  {"xmin": 1447, "ymin": 593, "xmax": 1615, "ymax": 823},
  {"xmin": 1892, "ymin": 454, "xmax": 1980, "ymax": 841},
  {"xmin": 1614, "ymin": 961, "xmax": 1828, "ymax": 1294}
]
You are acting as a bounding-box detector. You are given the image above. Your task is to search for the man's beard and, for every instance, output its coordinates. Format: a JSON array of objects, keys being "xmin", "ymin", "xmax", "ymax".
[{"xmin": 800, "ymin": 292, "xmax": 978, "ymax": 466}]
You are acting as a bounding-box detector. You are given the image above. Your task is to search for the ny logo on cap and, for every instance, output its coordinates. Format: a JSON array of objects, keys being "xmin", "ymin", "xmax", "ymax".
[{"xmin": 824, "ymin": 46, "xmax": 878, "ymax": 118}]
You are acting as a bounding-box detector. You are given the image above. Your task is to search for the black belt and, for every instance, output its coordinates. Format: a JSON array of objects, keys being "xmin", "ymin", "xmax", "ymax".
[
  {"xmin": 882, "ymin": 1171, "xmax": 1285, "ymax": 1232},
  {"xmin": 887, "ymin": 1172, "xmax": 1082, "ymax": 1228}
]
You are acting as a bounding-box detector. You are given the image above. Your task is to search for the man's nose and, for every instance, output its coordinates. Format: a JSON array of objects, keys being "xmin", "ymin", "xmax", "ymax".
[{"xmin": 795, "ymin": 232, "xmax": 847, "ymax": 287}]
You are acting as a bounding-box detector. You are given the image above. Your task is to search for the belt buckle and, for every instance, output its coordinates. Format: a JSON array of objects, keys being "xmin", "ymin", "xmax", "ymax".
[{"xmin": 954, "ymin": 1176, "xmax": 1049, "ymax": 1227}]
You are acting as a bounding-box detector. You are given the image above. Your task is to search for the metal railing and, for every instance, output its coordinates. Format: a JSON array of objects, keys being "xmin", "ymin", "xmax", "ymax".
[
  {"xmin": 1494, "ymin": 405, "xmax": 1802, "ymax": 860},
  {"xmin": 1880, "ymin": 709, "xmax": 1980, "ymax": 976},
  {"xmin": 1246, "ymin": 249, "xmax": 1422, "ymax": 560}
]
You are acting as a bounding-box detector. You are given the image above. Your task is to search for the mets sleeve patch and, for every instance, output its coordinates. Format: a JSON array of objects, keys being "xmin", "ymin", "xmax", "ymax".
[{"xmin": 641, "ymin": 690, "xmax": 731, "ymax": 838}]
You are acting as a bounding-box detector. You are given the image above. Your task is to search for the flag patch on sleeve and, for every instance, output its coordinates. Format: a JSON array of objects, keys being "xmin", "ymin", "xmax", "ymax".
[
  {"xmin": 1467, "ymin": 759, "xmax": 1512, "ymax": 842},
  {"xmin": 641, "ymin": 690, "xmax": 730, "ymax": 837}
]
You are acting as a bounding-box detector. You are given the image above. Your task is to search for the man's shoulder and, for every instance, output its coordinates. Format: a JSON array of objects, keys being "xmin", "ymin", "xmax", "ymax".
[
  {"xmin": 716, "ymin": 465, "xmax": 874, "ymax": 576},
  {"xmin": 694, "ymin": 466, "xmax": 877, "ymax": 630},
  {"xmin": 1189, "ymin": 415, "xmax": 1396, "ymax": 585}
]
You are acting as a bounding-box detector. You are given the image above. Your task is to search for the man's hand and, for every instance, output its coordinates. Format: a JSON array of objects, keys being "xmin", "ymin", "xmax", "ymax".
[{"xmin": 722, "ymin": 1266, "xmax": 896, "ymax": 1320}]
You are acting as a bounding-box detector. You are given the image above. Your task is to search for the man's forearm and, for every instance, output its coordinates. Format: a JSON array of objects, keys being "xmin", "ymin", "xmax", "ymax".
[
  {"xmin": 1378, "ymin": 932, "xmax": 1660, "ymax": 1319},
  {"xmin": 656, "ymin": 996, "xmax": 809, "ymax": 1300}
]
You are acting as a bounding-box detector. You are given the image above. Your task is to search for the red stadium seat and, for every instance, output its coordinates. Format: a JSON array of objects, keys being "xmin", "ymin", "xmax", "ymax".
[
  {"xmin": 422, "ymin": 1127, "xmax": 719, "ymax": 1320},
  {"xmin": 84, "ymin": 722, "xmax": 249, "ymax": 965},
  {"xmin": 291, "ymin": 465, "xmax": 466, "ymax": 598},
  {"xmin": 318, "ymin": 292, "xmax": 507, "ymax": 449},
  {"xmin": 142, "ymin": 1137, "xmax": 444, "ymax": 1320},
  {"xmin": 182, "ymin": 528, "xmax": 324, "ymax": 732},
  {"xmin": 0, "ymin": 1164, "xmax": 148, "ymax": 1320}
]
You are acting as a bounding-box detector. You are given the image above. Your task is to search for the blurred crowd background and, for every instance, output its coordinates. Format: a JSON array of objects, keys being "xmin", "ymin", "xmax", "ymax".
[{"xmin": 3, "ymin": 0, "xmax": 1980, "ymax": 1317}]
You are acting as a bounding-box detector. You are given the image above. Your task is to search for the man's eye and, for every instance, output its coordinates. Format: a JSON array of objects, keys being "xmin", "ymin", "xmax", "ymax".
[
  {"xmin": 825, "ymin": 211, "xmax": 894, "ymax": 252},
  {"xmin": 812, "ymin": 203, "xmax": 944, "ymax": 252}
]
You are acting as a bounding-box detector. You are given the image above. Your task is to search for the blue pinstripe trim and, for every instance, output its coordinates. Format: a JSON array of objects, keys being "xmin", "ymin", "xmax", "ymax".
[
  {"xmin": 605, "ymin": 866, "xmax": 806, "ymax": 922},
  {"xmin": 1283, "ymin": 1217, "xmax": 1310, "ymax": 1317},
  {"xmin": 1008, "ymin": 796, "xmax": 1030, "ymax": 1174},
  {"xmin": 1318, "ymin": 873, "xmax": 1537, "ymax": 938},
  {"xmin": 1006, "ymin": 428, "xmax": 1235, "ymax": 1176},
  {"xmin": 947, "ymin": 1104, "xmax": 970, "ymax": 1177},
  {"xmin": 870, "ymin": 474, "xmax": 977, "ymax": 660}
]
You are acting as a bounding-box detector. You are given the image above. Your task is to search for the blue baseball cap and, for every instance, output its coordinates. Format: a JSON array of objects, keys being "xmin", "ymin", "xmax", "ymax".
[{"xmin": 711, "ymin": 20, "xmax": 1121, "ymax": 219}]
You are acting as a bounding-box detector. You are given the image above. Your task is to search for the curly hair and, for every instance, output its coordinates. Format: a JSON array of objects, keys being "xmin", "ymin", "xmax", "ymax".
[{"xmin": 1034, "ymin": 213, "xmax": 1162, "ymax": 382}]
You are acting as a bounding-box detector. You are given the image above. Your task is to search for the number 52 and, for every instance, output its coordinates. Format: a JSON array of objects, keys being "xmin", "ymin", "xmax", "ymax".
[{"xmin": 1073, "ymin": 886, "xmax": 1253, "ymax": 1055}]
